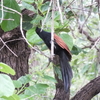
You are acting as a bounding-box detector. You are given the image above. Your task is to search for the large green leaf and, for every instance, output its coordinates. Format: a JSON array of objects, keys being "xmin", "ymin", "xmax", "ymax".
[
  {"xmin": 0, "ymin": 74, "xmax": 15, "ymax": 97},
  {"xmin": 59, "ymin": 33, "xmax": 73, "ymax": 50},
  {"xmin": 22, "ymin": 15, "xmax": 33, "ymax": 30},
  {"xmin": 71, "ymin": 45, "xmax": 83, "ymax": 55},
  {"xmin": 43, "ymin": 75, "xmax": 57, "ymax": 83},
  {"xmin": 1, "ymin": 0, "xmax": 20, "ymax": 32},
  {"xmin": 41, "ymin": 1, "xmax": 50, "ymax": 12},
  {"xmin": 18, "ymin": 75, "xmax": 32, "ymax": 85},
  {"xmin": 13, "ymin": 80, "xmax": 22, "ymax": 88},
  {"xmin": 22, "ymin": 1, "xmax": 36, "ymax": 12},
  {"xmin": 2, "ymin": 94, "xmax": 20, "ymax": 100},
  {"xmin": 26, "ymin": 28, "xmax": 42, "ymax": 45},
  {"xmin": 0, "ymin": 62, "xmax": 15, "ymax": 75},
  {"xmin": 31, "ymin": 15, "xmax": 44, "ymax": 25},
  {"xmin": 25, "ymin": 83, "xmax": 49, "ymax": 95}
]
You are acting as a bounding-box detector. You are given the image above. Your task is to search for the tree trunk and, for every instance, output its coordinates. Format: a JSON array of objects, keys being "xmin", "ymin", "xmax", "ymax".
[
  {"xmin": 0, "ymin": 28, "xmax": 30, "ymax": 80},
  {"xmin": 53, "ymin": 54, "xmax": 100, "ymax": 100},
  {"xmin": 53, "ymin": 55, "xmax": 70, "ymax": 100}
]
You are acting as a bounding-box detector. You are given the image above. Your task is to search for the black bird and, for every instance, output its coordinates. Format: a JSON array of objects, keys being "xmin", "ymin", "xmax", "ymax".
[{"xmin": 35, "ymin": 27, "xmax": 72, "ymax": 92}]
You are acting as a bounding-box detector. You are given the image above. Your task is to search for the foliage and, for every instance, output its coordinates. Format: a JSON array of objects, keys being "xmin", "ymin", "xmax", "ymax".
[
  {"xmin": 0, "ymin": 0, "xmax": 100, "ymax": 100},
  {"xmin": 0, "ymin": 0, "xmax": 20, "ymax": 32},
  {"xmin": 0, "ymin": 62, "xmax": 51, "ymax": 100}
]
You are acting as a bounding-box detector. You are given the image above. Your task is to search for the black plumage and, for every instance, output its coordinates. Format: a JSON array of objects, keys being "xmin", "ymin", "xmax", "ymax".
[{"xmin": 35, "ymin": 27, "xmax": 72, "ymax": 92}]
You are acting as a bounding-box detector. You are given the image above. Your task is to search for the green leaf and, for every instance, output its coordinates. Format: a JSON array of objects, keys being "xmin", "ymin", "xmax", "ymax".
[
  {"xmin": 31, "ymin": 15, "xmax": 44, "ymax": 25},
  {"xmin": 66, "ymin": 10, "xmax": 74, "ymax": 18},
  {"xmin": 1, "ymin": 0, "xmax": 20, "ymax": 32},
  {"xmin": 55, "ymin": 27, "xmax": 70, "ymax": 33},
  {"xmin": 53, "ymin": 66, "xmax": 62, "ymax": 80},
  {"xmin": 59, "ymin": 33, "xmax": 73, "ymax": 50},
  {"xmin": 22, "ymin": 1, "xmax": 36, "ymax": 12},
  {"xmin": 18, "ymin": 75, "xmax": 32, "ymax": 84},
  {"xmin": 2, "ymin": 94, "xmax": 20, "ymax": 100},
  {"xmin": 0, "ymin": 62, "xmax": 15, "ymax": 75},
  {"xmin": 25, "ymin": 84, "xmax": 49, "ymax": 95},
  {"xmin": 71, "ymin": 45, "xmax": 83, "ymax": 55},
  {"xmin": 22, "ymin": 15, "xmax": 33, "ymax": 30},
  {"xmin": 0, "ymin": 74, "xmax": 15, "ymax": 97},
  {"xmin": 22, "ymin": 0, "xmax": 35, "ymax": 4},
  {"xmin": 43, "ymin": 75, "xmax": 57, "ymax": 83},
  {"xmin": 26, "ymin": 28, "xmax": 42, "ymax": 45},
  {"xmin": 81, "ymin": 65, "xmax": 90, "ymax": 75},
  {"xmin": 13, "ymin": 80, "xmax": 22, "ymax": 88},
  {"xmin": 41, "ymin": 1, "xmax": 50, "ymax": 12}
]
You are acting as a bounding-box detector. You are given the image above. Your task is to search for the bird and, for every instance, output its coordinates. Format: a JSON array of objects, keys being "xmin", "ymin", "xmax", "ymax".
[{"xmin": 35, "ymin": 27, "xmax": 72, "ymax": 92}]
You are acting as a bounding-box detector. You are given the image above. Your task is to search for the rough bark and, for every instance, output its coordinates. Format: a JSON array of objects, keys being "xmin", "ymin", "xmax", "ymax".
[
  {"xmin": 53, "ymin": 55, "xmax": 70, "ymax": 100},
  {"xmin": 71, "ymin": 76, "xmax": 100, "ymax": 100},
  {"xmin": 0, "ymin": 28, "xmax": 30, "ymax": 80},
  {"xmin": 52, "ymin": 55, "xmax": 100, "ymax": 100}
]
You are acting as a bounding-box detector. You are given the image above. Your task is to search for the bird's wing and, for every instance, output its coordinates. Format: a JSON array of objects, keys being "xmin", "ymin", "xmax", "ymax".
[{"xmin": 54, "ymin": 34, "xmax": 71, "ymax": 57}]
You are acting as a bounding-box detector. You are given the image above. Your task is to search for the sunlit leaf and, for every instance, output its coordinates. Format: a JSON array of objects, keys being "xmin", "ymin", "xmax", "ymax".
[
  {"xmin": 0, "ymin": 62, "xmax": 15, "ymax": 75},
  {"xmin": 13, "ymin": 80, "xmax": 22, "ymax": 88},
  {"xmin": 25, "ymin": 84, "xmax": 49, "ymax": 95},
  {"xmin": 43, "ymin": 75, "xmax": 57, "ymax": 83},
  {"xmin": 2, "ymin": 94, "xmax": 20, "ymax": 100},
  {"xmin": 59, "ymin": 33, "xmax": 73, "ymax": 50},
  {"xmin": 18, "ymin": 75, "xmax": 32, "ymax": 84},
  {"xmin": 22, "ymin": 1, "xmax": 36, "ymax": 12},
  {"xmin": 26, "ymin": 28, "xmax": 42, "ymax": 45},
  {"xmin": 1, "ymin": 0, "xmax": 20, "ymax": 32},
  {"xmin": 0, "ymin": 74, "xmax": 15, "ymax": 97},
  {"xmin": 41, "ymin": 1, "xmax": 50, "ymax": 12}
]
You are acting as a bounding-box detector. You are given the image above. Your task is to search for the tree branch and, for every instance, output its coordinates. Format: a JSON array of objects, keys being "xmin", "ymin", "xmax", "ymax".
[
  {"xmin": 78, "ymin": 26, "xmax": 100, "ymax": 42},
  {"xmin": 71, "ymin": 76, "xmax": 100, "ymax": 100}
]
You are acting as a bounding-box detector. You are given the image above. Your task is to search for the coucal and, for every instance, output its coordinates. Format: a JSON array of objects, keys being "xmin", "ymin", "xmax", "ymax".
[{"xmin": 35, "ymin": 27, "xmax": 72, "ymax": 92}]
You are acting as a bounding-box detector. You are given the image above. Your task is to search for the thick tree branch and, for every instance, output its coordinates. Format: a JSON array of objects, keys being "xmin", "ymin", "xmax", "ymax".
[
  {"xmin": 71, "ymin": 76, "xmax": 100, "ymax": 100},
  {"xmin": 78, "ymin": 26, "xmax": 98, "ymax": 42}
]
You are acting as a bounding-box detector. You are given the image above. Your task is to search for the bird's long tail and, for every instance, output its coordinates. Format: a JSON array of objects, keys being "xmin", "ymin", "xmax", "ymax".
[{"xmin": 59, "ymin": 51, "xmax": 73, "ymax": 92}]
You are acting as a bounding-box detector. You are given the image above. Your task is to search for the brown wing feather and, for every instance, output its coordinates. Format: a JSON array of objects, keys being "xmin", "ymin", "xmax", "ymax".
[{"xmin": 54, "ymin": 34, "xmax": 72, "ymax": 60}]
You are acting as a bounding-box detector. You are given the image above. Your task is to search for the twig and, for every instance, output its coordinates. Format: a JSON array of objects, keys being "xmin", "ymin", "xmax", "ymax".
[
  {"xmin": 82, "ymin": 44, "xmax": 92, "ymax": 49},
  {"xmin": 69, "ymin": 26, "xmax": 76, "ymax": 39},
  {"xmin": 78, "ymin": 26, "xmax": 97, "ymax": 42},
  {"xmin": 5, "ymin": 38, "xmax": 24, "ymax": 43},
  {"xmin": 66, "ymin": 0, "xmax": 75, "ymax": 8},
  {"xmin": 70, "ymin": 7, "xmax": 90, "ymax": 12},
  {"xmin": 91, "ymin": 37, "xmax": 100, "ymax": 49},
  {"xmin": 0, "ymin": 45, "xmax": 5, "ymax": 51},
  {"xmin": 35, "ymin": 46, "xmax": 50, "ymax": 58},
  {"xmin": 56, "ymin": 0, "xmax": 63, "ymax": 24},
  {"xmin": 0, "ymin": 0, "xmax": 4, "ymax": 24},
  {"xmin": 78, "ymin": 26, "xmax": 100, "ymax": 50},
  {"xmin": 0, "ymin": 37, "xmax": 18, "ymax": 57},
  {"xmin": 0, "ymin": 8, "xmax": 15, "ymax": 13},
  {"xmin": 81, "ymin": 4, "xmax": 92, "ymax": 28},
  {"xmin": 0, "ymin": 38, "xmax": 24, "ymax": 51},
  {"xmin": 41, "ymin": 0, "xmax": 52, "ymax": 30},
  {"xmin": 51, "ymin": 0, "xmax": 55, "ymax": 60},
  {"xmin": 0, "ymin": 18, "xmax": 14, "ymax": 21}
]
